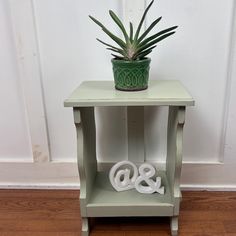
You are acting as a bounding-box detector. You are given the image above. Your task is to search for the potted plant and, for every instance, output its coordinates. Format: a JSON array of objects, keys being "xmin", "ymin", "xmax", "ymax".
[{"xmin": 89, "ymin": 0, "xmax": 177, "ymax": 91}]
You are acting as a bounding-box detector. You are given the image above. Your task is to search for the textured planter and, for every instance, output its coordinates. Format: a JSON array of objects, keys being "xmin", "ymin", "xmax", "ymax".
[{"xmin": 112, "ymin": 58, "xmax": 151, "ymax": 91}]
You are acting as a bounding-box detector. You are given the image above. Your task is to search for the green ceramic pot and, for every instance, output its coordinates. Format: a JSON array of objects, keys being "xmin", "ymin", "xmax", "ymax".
[{"xmin": 111, "ymin": 58, "xmax": 151, "ymax": 91}]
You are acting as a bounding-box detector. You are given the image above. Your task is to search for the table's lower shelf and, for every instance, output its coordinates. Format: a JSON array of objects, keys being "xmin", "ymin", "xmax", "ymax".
[{"xmin": 86, "ymin": 171, "xmax": 174, "ymax": 217}]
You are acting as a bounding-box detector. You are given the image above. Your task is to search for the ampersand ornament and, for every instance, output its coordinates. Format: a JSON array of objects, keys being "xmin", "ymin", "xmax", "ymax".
[{"xmin": 134, "ymin": 163, "xmax": 165, "ymax": 194}]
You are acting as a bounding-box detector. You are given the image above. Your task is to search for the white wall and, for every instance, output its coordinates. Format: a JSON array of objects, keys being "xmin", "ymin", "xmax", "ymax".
[
  {"xmin": 0, "ymin": 0, "xmax": 236, "ymax": 189},
  {"xmin": 34, "ymin": 0, "xmax": 122, "ymax": 161},
  {"xmin": 0, "ymin": 1, "xmax": 32, "ymax": 161},
  {"xmin": 148, "ymin": 0, "xmax": 234, "ymax": 163}
]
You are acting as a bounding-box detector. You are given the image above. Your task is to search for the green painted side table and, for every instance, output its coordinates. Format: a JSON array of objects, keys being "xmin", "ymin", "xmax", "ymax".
[{"xmin": 64, "ymin": 80, "xmax": 194, "ymax": 236}]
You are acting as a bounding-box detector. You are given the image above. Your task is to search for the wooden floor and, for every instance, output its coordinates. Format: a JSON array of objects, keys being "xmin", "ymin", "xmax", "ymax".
[{"xmin": 0, "ymin": 190, "xmax": 235, "ymax": 235}]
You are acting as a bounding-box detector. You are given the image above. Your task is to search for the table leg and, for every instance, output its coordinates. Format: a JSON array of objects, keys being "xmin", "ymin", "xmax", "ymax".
[
  {"xmin": 170, "ymin": 216, "xmax": 178, "ymax": 236},
  {"xmin": 82, "ymin": 217, "xmax": 89, "ymax": 236}
]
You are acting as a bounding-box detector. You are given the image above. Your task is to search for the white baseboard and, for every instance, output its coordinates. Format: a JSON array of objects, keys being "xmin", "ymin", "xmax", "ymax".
[
  {"xmin": 0, "ymin": 162, "xmax": 79, "ymax": 189},
  {"xmin": 0, "ymin": 161, "xmax": 236, "ymax": 191},
  {"xmin": 181, "ymin": 184, "xmax": 236, "ymax": 191}
]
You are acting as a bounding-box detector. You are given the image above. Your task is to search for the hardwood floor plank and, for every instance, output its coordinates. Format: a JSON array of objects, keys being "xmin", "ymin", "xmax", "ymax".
[
  {"xmin": 119, "ymin": 217, "xmax": 169, "ymax": 231},
  {"xmin": 0, "ymin": 198, "xmax": 80, "ymax": 220},
  {"xmin": 0, "ymin": 190, "xmax": 235, "ymax": 235},
  {"xmin": 180, "ymin": 210, "xmax": 236, "ymax": 221},
  {"xmin": 0, "ymin": 233, "xmax": 80, "ymax": 236},
  {"xmin": 91, "ymin": 232, "xmax": 124, "ymax": 236},
  {"xmin": 0, "ymin": 220, "xmax": 81, "ymax": 232},
  {"xmin": 224, "ymin": 221, "xmax": 236, "ymax": 233},
  {"xmin": 180, "ymin": 221, "xmax": 225, "ymax": 233},
  {"xmin": 181, "ymin": 191, "xmax": 236, "ymax": 210},
  {"xmin": 124, "ymin": 232, "xmax": 155, "ymax": 236}
]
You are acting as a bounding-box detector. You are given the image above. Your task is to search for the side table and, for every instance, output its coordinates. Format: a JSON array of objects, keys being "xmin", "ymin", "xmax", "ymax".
[{"xmin": 64, "ymin": 80, "xmax": 194, "ymax": 236}]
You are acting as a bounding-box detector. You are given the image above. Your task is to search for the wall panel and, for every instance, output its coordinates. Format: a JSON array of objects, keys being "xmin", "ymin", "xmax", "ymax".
[
  {"xmin": 146, "ymin": 0, "xmax": 234, "ymax": 162},
  {"xmin": 34, "ymin": 0, "xmax": 123, "ymax": 161},
  {"xmin": 0, "ymin": 1, "xmax": 32, "ymax": 161}
]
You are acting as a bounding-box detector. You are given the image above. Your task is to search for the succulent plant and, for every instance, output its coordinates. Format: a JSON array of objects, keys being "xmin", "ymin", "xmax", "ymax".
[{"xmin": 89, "ymin": 0, "xmax": 177, "ymax": 61}]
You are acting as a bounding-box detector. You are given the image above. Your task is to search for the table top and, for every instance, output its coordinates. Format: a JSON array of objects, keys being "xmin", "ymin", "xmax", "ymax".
[{"xmin": 64, "ymin": 80, "xmax": 194, "ymax": 107}]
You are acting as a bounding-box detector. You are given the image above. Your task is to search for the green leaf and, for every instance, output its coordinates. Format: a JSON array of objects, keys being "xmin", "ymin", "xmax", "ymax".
[
  {"xmin": 89, "ymin": 15, "xmax": 104, "ymax": 28},
  {"xmin": 109, "ymin": 10, "xmax": 129, "ymax": 42},
  {"xmin": 89, "ymin": 15, "xmax": 126, "ymax": 49},
  {"xmin": 129, "ymin": 22, "xmax": 134, "ymax": 43},
  {"xmin": 136, "ymin": 49, "xmax": 153, "ymax": 59},
  {"xmin": 106, "ymin": 47, "xmax": 121, "ymax": 53},
  {"xmin": 106, "ymin": 47, "xmax": 127, "ymax": 57},
  {"xmin": 135, "ymin": 45, "xmax": 156, "ymax": 58},
  {"xmin": 111, "ymin": 53, "xmax": 125, "ymax": 60},
  {"xmin": 96, "ymin": 38, "xmax": 120, "ymax": 50},
  {"xmin": 137, "ymin": 16, "xmax": 162, "ymax": 43},
  {"xmin": 140, "ymin": 26, "xmax": 178, "ymax": 46},
  {"xmin": 138, "ymin": 31, "xmax": 176, "ymax": 53},
  {"xmin": 134, "ymin": 0, "xmax": 154, "ymax": 41}
]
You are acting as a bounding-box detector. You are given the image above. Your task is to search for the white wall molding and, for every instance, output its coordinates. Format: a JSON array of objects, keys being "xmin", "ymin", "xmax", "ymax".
[
  {"xmin": 1, "ymin": 161, "xmax": 236, "ymax": 191},
  {"xmin": 181, "ymin": 185, "xmax": 236, "ymax": 191},
  {"xmin": 122, "ymin": 0, "xmax": 147, "ymax": 164},
  {"xmin": 9, "ymin": 0, "xmax": 50, "ymax": 162},
  {"xmin": 122, "ymin": 0, "xmax": 146, "ymax": 29},
  {"xmin": 219, "ymin": 0, "xmax": 236, "ymax": 163},
  {"xmin": 0, "ymin": 158, "xmax": 34, "ymax": 163},
  {"xmin": 0, "ymin": 162, "xmax": 79, "ymax": 189},
  {"xmin": 222, "ymin": 0, "xmax": 236, "ymax": 163},
  {"xmin": 181, "ymin": 162, "xmax": 236, "ymax": 188}
]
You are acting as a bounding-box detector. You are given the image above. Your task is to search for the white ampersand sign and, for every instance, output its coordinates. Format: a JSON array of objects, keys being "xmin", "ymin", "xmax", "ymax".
[
  {"xmin": 109, "ymin": 161, "xmax": 138, "ymax": 192},
  {"xmin": 134, "ymin": 163, "xmax": 164, "ymax": 194}
]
